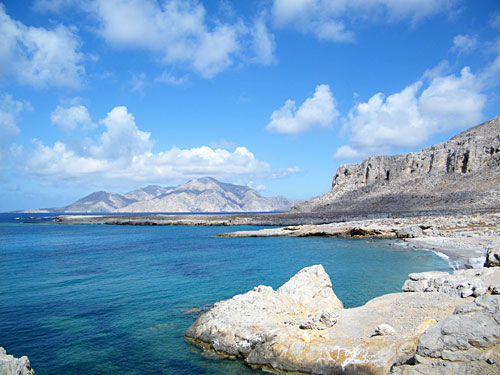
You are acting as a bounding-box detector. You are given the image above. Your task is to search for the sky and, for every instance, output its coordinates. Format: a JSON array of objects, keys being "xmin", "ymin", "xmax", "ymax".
[{"xmin": 1, "ymin": 0, "xmax": 499, "ymax": 211}]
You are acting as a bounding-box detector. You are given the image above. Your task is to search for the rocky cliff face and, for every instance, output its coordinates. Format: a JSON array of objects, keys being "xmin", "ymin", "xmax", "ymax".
[{"xmin": 294, "ymin": 116, "xmax": 500, "ymax": 214}]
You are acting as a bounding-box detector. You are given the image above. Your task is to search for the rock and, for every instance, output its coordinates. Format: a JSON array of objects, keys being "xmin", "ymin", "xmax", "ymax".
[
  {"xmin": 185, "ymin": 265, "xmax": 343, "ymax": 357},
  {"xmin": 402, "ymin": 268, "xmax": 498, "ymax": 298},
  {"xmin": 0, "ymin": 347, "xmax": 35, "ymax": 375},
  {"xmin": 186, "ymin": 265, "xmax": 465, "ymax": 375},
  {"xmin": 484, "ymin": 246, "xmax": 500, "ymax": 267},
  {"xmin": 277, "ymin": 265, "xmax": 344, "ymax": 311},
  {"xmin": 393, "ymin": 295, "xmax": 500, "ymax": 374},
  {"xmin": 396, "ymin": 226, "xmax": 423, "ymax": 239},
  {"xmin": 374, "ymin": 323, "xmax": 396, "ymax": 336}
]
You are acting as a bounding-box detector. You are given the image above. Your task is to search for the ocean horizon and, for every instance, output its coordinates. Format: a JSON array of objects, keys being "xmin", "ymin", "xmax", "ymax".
[{"xmin": 0, "ymin": 213, "xmax": 451, "ymax": 374}]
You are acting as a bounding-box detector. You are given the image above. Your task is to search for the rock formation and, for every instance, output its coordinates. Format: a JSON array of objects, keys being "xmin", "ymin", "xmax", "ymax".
[
  {"xmin": 293, "ymin": 116, "xmax": 500, "ymax": 215},
  {"xmin": 185, "ymin": 264, "xmax": 500, "ymax": 375},
  {"xmin": 0, "ymin": 347, "xmax": 34, "ymax": 375},
  {"xmin": 21, "ymin": 177, "xmax": 294, "ymax": 213}
]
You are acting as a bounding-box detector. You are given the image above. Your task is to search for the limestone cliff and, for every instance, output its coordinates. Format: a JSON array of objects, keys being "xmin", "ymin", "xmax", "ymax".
[{"xmin": 293, "ymin": 116, "xmax": 500, "ymax": 214}]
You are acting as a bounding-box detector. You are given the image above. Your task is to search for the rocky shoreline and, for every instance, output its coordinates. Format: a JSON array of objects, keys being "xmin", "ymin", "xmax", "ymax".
[
  {"xmin": 185, "ymin": 260, "xmax": 500, "ymax": 375},
  {"xmin": 0, "ymin": 347, "xmax": 34, "ymax": 375}
]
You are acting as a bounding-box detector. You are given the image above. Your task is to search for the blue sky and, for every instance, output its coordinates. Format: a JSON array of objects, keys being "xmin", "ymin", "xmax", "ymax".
[{"xmin": 1, "ymin": 0, "xmax": 499, "ymax": 211}]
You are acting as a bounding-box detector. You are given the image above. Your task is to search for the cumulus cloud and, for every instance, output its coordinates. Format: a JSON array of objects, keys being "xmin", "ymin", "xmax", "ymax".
[
  {"xmin": 334, "ymin": 66, "xmax": 486, "ymax": 159},
  {"xmin": 266, "ymin": 84, "xmax": 338, "ymax": 134},
  {"xmin": 0, "ymin": 4, "xmax": 84, "ymax": 88},
  {"xmin": 50, "ymin": 104, "xmax": 94, "ymax": 131},
  {"xmin": 272, "ymin": 0, "xmax": 456, "ymax": 41},
  {"xmin": 91, "ymin": 0, "xmax": 275, "ymax": 78},
  {"xmin": 451, "ymin": 34, "xmax": 478, "ymax": 55},
  {"xmin": 28, "ymin": 106, "xmax": 294, "ymax": 185},
  {"xmin": 0, "ymin": 94, "xmax": 30, "ymax": 164}
]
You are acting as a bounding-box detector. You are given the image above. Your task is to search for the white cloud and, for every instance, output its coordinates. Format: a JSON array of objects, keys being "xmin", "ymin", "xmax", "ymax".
[
  {"xmin": 28, "ymin": 106, "xmax": 294, "ymax": 185},
  {"xmin": 157, "ymin": 71, "xmax": 188, "ymax": 86},
  {"xmin": 266, "ymin": 84, "xmax": 338, "ymax": 134},
  {"xmin": 50, "ymin": 104, "xmax": 94, "ymax": 131},
  {"xmin": 250, "ymin": 16, "xmax": 277, "ymax": 65},
  {"xmin": 334, "ymin": 66, "xmax": 486, "ymax": 159},
  {"xmin": 451, "ymin": 34, "xmax": 478, "ymax": 55},
  {"xmin": 272, "ymin": 0, "xmax": 456, "ymax": 41},
  {"xmin": 91, "ymin": 0, "xmax": 274, "ymax": 78},
  {"xmin": 0, "ymin": 94, "xmax": 30, "ymax": 164},
  {"xmin": 0, "ymin": 4, "xmax": 84, "ymax": 88}
]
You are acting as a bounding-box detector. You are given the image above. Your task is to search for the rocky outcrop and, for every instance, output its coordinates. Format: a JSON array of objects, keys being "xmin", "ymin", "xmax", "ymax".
[
  {"xmin": 185, "ymin": 265, "xmax": 344, "ymax": 358},
  {"xmin": 401, "ymin": 268, "xmax": 500, "ymax": 298},
  {"xmin": 185, "ymin": 265, "xmax": 500, "ymax": 375},
  {"xmin": 0, "ymin": 348, "xmax": 34, "ymax": 375},
  {"xmin": 392, "ymin": 295, "xmax": 500, "ymax": 374},
  {"xmin": 293, "ymin": 116, "xmax": 500, "ymax": 215}
]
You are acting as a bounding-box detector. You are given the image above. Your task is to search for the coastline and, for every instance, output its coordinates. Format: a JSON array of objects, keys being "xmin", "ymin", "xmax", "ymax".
[{"xmin": 47, "ymin": 210, "xmax": 500, "ymax": 270}]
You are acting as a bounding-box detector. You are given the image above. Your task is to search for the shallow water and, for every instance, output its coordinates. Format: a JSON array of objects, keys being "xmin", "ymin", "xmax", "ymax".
[{"xmin": 0, "ymin": 213, "xmax": 451, "ymax": 374}]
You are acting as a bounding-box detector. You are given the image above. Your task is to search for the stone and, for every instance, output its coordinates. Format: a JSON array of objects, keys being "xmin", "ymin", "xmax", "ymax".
[
  {"xmin": 374, "ymin": 323, "xmax": 396, "ymax": 336},
  {"xmin": 485, "ymin": 246, "xmax": 500, "ymax": 267},
  {"xmin": 0, "ymin": 347, "xmax": 35, "ymax": 375}
]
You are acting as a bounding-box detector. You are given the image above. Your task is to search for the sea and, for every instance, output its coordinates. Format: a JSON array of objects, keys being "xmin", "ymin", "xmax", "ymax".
[{"xmin": 0, "ymin": 213, "xmax": 452, "ymax": 375}]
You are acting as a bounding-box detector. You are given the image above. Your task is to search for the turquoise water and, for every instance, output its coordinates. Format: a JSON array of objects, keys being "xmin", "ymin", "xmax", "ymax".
[{"xmin": 0, "ymin": 213, "xmax": 451, "ymax": 374}]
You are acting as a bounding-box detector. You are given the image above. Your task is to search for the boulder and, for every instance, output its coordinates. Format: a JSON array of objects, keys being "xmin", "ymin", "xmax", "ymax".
[
  {"xmin": 0, "ymin": 347, "xmax": 34, "ymax": 375},
  {"xmin": 185, "ymin": 265, "xmax": 343, "ymax": 357},
  {"xmin": 484, "ymin": 246, "xmax": 500, "ymax": 267}
]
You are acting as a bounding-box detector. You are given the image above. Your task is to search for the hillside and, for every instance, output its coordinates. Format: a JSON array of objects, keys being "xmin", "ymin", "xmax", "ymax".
[
  {"xmin": 26, "ymin": 177, "xmax": 293, "ymax": 213},
  {"xmin": 293, "ymin": 116, "xmax": 500, "ymax": 215}
]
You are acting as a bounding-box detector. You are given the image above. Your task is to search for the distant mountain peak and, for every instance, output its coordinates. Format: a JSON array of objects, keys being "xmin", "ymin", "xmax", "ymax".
[{"xmin": 30, "ymin": 177, "xmax": 294, "ymax": 213}]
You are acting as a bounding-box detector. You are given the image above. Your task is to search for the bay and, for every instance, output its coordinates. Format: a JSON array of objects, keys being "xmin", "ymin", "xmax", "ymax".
[{"xmin": 0, "ymin": 213, "xmax": 451, "ymax": 374}]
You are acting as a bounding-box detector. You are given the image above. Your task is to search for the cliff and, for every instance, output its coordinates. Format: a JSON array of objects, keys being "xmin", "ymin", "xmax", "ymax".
[{"xmin": 293, "ymin": 116, "xmax": 500, "ymax": 214}]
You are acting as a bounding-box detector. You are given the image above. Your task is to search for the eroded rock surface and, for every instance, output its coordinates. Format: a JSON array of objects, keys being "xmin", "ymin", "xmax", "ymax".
[
  {"xmin": 0, "ymin": 347, "xmax": 34, "ymax": 375},
  {"xmin": 402, "ymin": 267, "xmax": 500, "ymax": 298},
  {"xmin": 185, "ymin": 265, "xmax": 472, "ymax": 374},
  {"xmin": 392, "ymin": 295, "xmax": 500, "ymax": 374}
]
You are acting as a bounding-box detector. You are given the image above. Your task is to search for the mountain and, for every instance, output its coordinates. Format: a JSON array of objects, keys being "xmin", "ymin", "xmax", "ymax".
[
  {"xmin": 62, "ymin": 191, "xmax": 138, "ymax": 213},
  {"xmin": 293, "ymin": 115, "xmax": 500, "ymax": 215},
  {"xmin": 28, "ymin": 177, "xmax": 294, "ymax": 213},
  {"xmin": 117, "ymin": 177, "xmax": 292, "ymax": 213}
]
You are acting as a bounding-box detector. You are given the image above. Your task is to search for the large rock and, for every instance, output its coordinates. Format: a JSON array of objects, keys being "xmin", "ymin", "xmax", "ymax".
[
  {"xmin": 0, "ymin": 347, "xmax": 34, "ymax": 375},
  {"xmin": 185, "ymin": 265, "xmax": 465, "ymax": 374},
  {"xmin": 185, "ymin": 265, "xmax": 343, "ymax": 357},
  {"xmin": 392, "ymin": 295, "xmax": 500, "ymax": 374}
]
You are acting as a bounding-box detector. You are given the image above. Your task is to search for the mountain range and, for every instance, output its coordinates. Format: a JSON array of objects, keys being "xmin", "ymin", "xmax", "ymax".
[{"xmin": 24, "ymin": 177, "xmax": 294, "ymax": 213}]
